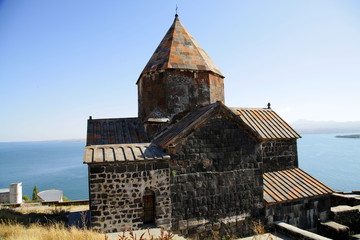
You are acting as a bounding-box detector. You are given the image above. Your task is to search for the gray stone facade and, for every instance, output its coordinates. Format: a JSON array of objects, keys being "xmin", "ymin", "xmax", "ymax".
[
  {"xmin": 167, "ymin": 116, "xmax": 263, "ymax": 237},
  {"xmin": 265, "ymin": 195, "xmax": 331, "ymax": 230},
  {"xmin": 138, "ymin": 70, "xmax": 224, "ymax": 123},
  {"xmin": 88, "ymin": 161, "xmax": 171, "ymax": 232},
  {"xmin": 262, "ymin": 140, "xmax": 298, "ymax": 173},
  {"xmin": 85, "ymin": 107, "xmax": 332, "ymax": 237}
]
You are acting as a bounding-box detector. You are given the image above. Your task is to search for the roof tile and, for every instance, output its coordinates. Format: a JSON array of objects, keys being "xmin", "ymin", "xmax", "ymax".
[
  {"xmin": 86, "ymin": 118, "xmax": 148, "ymax": 145},
  {"xmin": 140, "ymin": 15, "xmax": 223, "ymax": 78},
  {"xmin": 230, "ymin": 108, "xmax": 301, "ymax": 140},
  {"xmin": 263, "ymin": 168, "xmax": 333, "ymax": 204},
  {"xmin": 83, "ymin": 143, "xmax": 170, "ymax": 163}
]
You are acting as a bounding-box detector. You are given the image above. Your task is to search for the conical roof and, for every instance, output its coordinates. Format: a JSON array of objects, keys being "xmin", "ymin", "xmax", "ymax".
[{"xmin": 140, "ymin": 15, "xmax": 224, "ymax": 78}]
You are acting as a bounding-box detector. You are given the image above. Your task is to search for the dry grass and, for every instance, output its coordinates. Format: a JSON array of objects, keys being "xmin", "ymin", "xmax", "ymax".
[
  {"xmin": 251, "ymin": 220, "xmax": 265, "ymax": 236},
  {"xmin": 115, "ymin": 228, "xmax": 174, "ymax": 240},
  {"xmin": 0, "ymin": 222, "xmax": 176, "ymax": 240},
  {"xmin": 0, "ymin": 205, "xmax": 176, "ymax": 240},
  {"xmin": 251, "ymin": 220, "xmax": 274, "ymax": 240},
  {"xmin": 0, "ymin": 204, "xmax": 89, "ymax": 226},
  {"xmin": 15, "ymin": 204, "xmax": 89, "ymax": 214},
  {"xmin": 0, "ymin": 221, "xmax": 104, "ymax": 240},
  {"xmin": 0, "ymin": 207, "xmax": 68, "ymax": 225}
]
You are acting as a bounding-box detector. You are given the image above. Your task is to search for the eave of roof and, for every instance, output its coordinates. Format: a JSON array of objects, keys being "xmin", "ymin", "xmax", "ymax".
[
  {"xmin": 138, "ymin": 15, "xmax": 223, "ymax": 82},
  {"xmin": 263, "ymin": 168, "xmax": 333, "ymax": 205}
]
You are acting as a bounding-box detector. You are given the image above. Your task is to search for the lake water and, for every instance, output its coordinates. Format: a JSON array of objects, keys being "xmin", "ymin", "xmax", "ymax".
[
  {"xmin": 0, "ymin": 141, "xmax": 88, "ymax": 200},
  {"xmin": 298, "ymin": 133, "xmax": 360, "ymax": 192},
  {"xmin": 0, "ymin": 133, "xmax": 359, "ymax": 200}
]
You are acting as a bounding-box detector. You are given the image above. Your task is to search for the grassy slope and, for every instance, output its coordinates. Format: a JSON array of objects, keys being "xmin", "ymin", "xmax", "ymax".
[
  {"xmin": 0, "ymin": 222, "xmax": 105, "ymax": 240},
  {"xmin": 0, "ymin": 205, "xmax": 104, "ymax": 240}
]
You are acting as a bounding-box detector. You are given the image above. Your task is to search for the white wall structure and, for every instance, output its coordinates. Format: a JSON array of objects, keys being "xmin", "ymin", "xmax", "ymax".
[{"xmin": 9, "ymin": 183, "xmax": 22, "ymax": 204}]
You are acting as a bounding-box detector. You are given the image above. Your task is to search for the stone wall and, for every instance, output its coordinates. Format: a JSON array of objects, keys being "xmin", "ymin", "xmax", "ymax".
[
  {"xmin": 262, "ymin": 140, "xmax": 298, "ymax": 173},
  {"xmin": 168, "ymin": 115, "xmax": 263, "ymax": 237},
  {"xmin": 138, "ymin": 70, "xmax": 224, "ymax": 122},
  {"xmin": 331, "ymin": 192, "xmax": 360, "ymax": 207},
  {"xmin": 88, "ymin": 161, "xmax": 171, "ymax": 233},
  {"xmin": 265, "ymin": 195, "xmax": 331, "ymax": 230},
  {"xmin": 330, "ymin": 205, "xmax": 360, "ymax": 232}
]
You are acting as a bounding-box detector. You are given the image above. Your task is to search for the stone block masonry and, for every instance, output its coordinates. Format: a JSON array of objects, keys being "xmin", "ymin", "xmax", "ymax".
[
  {"xmin": 265, "ymin": 195, "xmax": 331, "ymax": 230},
  {"xmin": 262, "ymin": 140, "xmax": 298, "ymax": 172},
  {"xmin": 331, "ymin": 205, "xmax": 360, "ymax": 232},
  {"xmin": 167, "ymin": 116, "xmax": 264, "ymax": 237},
  {"xmin": 88, "ymin": 161, "xmax": 171, "ymax": 233},
  {"xmin": 318, "ymin": 221, "xmax": 350, "ymax": 240},
  {"xmin": 138, "ymin": 70, "xmax": 224, "ymax": 122}
]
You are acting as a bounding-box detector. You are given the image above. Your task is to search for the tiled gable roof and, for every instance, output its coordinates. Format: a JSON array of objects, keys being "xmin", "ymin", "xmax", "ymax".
[
  {"xmin": 263, "ymin": 168, "xmax": 333, "ymax": 205},
  {"xmin": 230, "ymin": 108, "xmax": 301, "ymax": 140},
  {"xmin": 86, "ymin": 118, "xmax": 148, "ymax": 146},
  {"xmin": 140, "ymin": 15, "xmax": 223, "ymax": 78},
  {"xmin": 153, "ymin": 103, "xmax": 301, "ymax": 148},
  {"xmin": 83, "ymin": 143, "xmax": 170, "ymax": 164}
]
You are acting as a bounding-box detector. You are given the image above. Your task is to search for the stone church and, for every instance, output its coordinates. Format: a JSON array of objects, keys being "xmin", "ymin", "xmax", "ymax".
[{"xmin": 84, "ymin": 15, "xmax": 333, "ymax": 237}]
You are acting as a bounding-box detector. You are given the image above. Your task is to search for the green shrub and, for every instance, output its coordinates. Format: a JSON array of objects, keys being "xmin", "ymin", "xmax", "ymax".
[
  {"xmin": 22, "ymin": 195, "xmax": 30, "ymax": 202},
  {"xmin": 32, "ymin": 186, "xmax": 40, "ymax": 201},
  {"xmin": 62, "ymin": 195, "xmax": 69, "ymax": 201}
]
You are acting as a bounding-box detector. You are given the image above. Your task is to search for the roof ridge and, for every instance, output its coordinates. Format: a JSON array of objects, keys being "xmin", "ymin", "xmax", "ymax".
[
  {"xmin": 88, "ymin": 117, "xmax": 139, "ymax": 121},
  {"xmin": 152, "ymin": 103, "xmax": 220, "ymax": 147},
  {"xmin": 230, "ymin": 107, "xmax": 272, "ymax": 111},
  {"xmin": 163, "ymin": 16, "xmax": 178, "ymax": 69}
]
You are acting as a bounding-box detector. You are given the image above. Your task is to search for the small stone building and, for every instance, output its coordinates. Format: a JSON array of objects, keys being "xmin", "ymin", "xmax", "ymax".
[{"xmin": 84, "ymin": 15, "xmax": 333, "ymax": 237}]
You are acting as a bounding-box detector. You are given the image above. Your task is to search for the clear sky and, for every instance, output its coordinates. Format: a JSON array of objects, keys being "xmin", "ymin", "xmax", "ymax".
[{"xmin": 1, "ymin": 0, "xmax": 359, "ymax": 142}]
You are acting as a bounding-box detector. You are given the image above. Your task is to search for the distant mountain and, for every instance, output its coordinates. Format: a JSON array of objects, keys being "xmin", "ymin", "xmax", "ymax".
[
  {"xmin": 290, "ymin": 119, "xmax": 360, "ymax": 134},
  {"xmin": 335, "ymin": 134, "xmax": 360, "ymax": 139},
  {"xmin": 40, "ymin": 139, "xmax": 86, "ymax": 143}
]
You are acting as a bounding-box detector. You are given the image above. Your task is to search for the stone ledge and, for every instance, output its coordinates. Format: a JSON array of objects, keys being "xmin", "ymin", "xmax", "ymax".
[
  {"xmin": 331, "ymin": 205, "xmax": 357, "ymax": 213},
  {"xmin": 330, "ymin": 204, "xmax": 360, "ymax": 232},
  {"xmin": 318, "ymin": 221, "xmax": 349, "ymax": 240},
  {"xmin": 219, "ymin": 213, "xmax": 250, "ymax": 225},
  {"xmin": 274, "ymin": 221, "xmax": 331, "ymax": 240},
  {"xmin": 352, "ymin": 233, "xmax": 360, "ymax": 239},
  {"xmin": 332, "ymin": 193, "xmax": 360, "ymax": 207}
]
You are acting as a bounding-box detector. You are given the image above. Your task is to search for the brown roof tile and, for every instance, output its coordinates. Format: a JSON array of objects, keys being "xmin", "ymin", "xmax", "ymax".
[
  {"xmin": 140, "ymin": 15, "xmax": 223, "ymax": 78},
  {"xmin": 230, "ymin": 107, "xmax": 301, "ymax": 140},
  {"xmin": 86, "ymin": 118, "xmax": 149, "ymax": 145},
  {"xmin": 263, "ymin": 168, "xmax": 333, "ymax": 205},
  {"xmin": 83, "ymin": 143, "xmax": 170, "ymax": 164},
  {"xmin": 153, "ymin": 103, "xmax": 300, "ymax": 147}
]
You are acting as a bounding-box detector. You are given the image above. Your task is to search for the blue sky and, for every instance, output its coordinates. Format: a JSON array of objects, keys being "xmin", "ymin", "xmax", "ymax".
[{"xmin": 1, "ymin": 1, "xmax": 359, "ymax": 142}]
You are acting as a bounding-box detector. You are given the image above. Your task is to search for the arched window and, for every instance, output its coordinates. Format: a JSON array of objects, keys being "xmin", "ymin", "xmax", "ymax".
[{"xmin": 143, "ymin": 190, "xmax": 155, "ymax": 224}]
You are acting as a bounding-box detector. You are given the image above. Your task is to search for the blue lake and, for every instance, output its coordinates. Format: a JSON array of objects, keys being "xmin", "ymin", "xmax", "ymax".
[
  {"xmin": 0, "ymin": 133, "xmax": 359, "ymax": 200},
  {"xmin": 0, "ymin": 141, "xmax": 88, "ymax": 200},
  {"xmin": 298, "ymin": 133, "xmax": 360, "ymax": 192}
]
